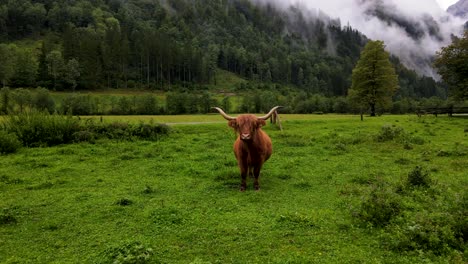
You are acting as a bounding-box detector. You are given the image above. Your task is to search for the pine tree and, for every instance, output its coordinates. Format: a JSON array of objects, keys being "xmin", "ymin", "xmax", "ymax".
[{"xmin": 348, "ymin": 40, "xmax": 398, "ymax": 116}]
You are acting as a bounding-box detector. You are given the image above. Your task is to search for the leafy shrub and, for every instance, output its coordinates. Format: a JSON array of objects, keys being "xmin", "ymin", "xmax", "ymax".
[
  {"xmin": 83, "ymin": 121, "xmax": 169, "ymax": 141},
  {"xmin": 385, "ymin": 210, "xmax": 460, "ymax": 255},
  {"xmin": 72, "ymin": 131, "xmax": 96, "ymax": 143},
  {"xmin": 0, "ymin": 130, "xmax": 22, "ymax": 154},
  {"xmin": 356, "ymin": 183, "xmax": 401, "ymax": 227},
  {"xmin": 406, "ymin": 166, "xmax": 432, "ymax": 188},
  {"xmin": 61, "ymin": 94, "xmax": 97, "ymax": 115},
  {"xmin": 116, "ymin": 198, "xmax": 133, "ymax": 206},
  {"xmin": 0, "ymin": 211, "xmax": 17, "ymax": 225},
  {"xmin": 375, "ymin": 124, "xmax": 405, "ymax": 142},
  {"xmin": 3, "ymin": 110, "xmax": 80, "ymax": 147},
  {"xmin": 100, "ymin": 241, "xmax": 154, "ymax": 264},
  {"xmin": 32, "ymin": 87, "xmax": 55, "ymax": 113}
]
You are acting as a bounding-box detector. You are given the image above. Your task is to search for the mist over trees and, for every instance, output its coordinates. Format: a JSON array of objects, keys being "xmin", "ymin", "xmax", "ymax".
[{"xmin": 0, "ymin": 0, "xmax": 448, "ymax": 101}]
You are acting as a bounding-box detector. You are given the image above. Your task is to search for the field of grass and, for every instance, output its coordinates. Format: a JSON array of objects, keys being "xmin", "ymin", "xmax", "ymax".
[{"xmin": 0, "ymin": 114, "xmax": 467, "ymax": 263}]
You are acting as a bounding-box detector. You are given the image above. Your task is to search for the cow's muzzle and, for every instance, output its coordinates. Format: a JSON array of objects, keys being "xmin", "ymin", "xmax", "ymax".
[{"xmin": 240, "ymin": 133, "xmax": 251, "ymax": 141}]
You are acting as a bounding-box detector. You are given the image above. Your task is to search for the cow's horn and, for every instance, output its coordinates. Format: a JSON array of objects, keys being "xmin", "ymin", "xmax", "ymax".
[
  {"xmin": 212, "ymin": 107, "xmax": 236, "ymax": 120},
  {"xmin": 257, "ymin": 106, "xmax": 283, "ymax": 120}
]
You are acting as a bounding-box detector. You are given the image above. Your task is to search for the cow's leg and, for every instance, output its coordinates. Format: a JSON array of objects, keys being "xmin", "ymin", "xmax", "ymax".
[
  {"xmin": 239, "ymin": 161, "xmax": 248, "ymax": 192},
  {"xmin": 253, "ymin": 166, "xmax": 261, "ymax": 191},
  {"xmin": 240, "ymin": 168, "xmax": 247, "ymax": 192}
]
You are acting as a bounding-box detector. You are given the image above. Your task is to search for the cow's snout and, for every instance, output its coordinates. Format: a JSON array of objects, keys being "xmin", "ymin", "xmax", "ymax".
[{"xmin": 241, "ymin": 133, "xmax": 251, "ymax": 140}]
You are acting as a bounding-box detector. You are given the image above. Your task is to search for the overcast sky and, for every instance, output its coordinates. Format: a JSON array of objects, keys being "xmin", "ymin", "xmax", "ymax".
[{"xmin": 435, "ymin": 0, "xmax": 459, "ymax": 9}]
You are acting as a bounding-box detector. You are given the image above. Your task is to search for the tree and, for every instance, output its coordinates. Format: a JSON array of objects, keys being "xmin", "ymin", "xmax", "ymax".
[
  {"xmin": 46, "ymin": 50, "xmax": 65, "ymax": 90},
  {"xmin": 348, "ymin": 40, "xmax": 398, "ymax": 116},
  {"xmin": 0, "ymin": 44, "xmax": 16, "ymax": 88},
  {"xmin": 11, "ymin": 88, "xmax": 32, "ymax": 113},
  {"xmin": 434, "ymin": 31, "xmax": 468, "ymax": 100},
  {"xmin": 63, "ymin": 58, "xmax": 80, "ymax": 92},
  {"xmin": 12, "ymin": 47, "xmax": 38, "ymax": 87}
]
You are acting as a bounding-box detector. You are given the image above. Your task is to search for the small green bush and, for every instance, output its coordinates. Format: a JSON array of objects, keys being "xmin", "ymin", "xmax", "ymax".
[
  {"xmin": 384, "ymin": 211, "xmax": 460, "ymax": 255},
  {"xmin": 3, "ymin": 110, "xmax": 80, "ymax": 147},
  {"xmin": 406, "ymin": 166, "xmax": 432, "ymax": 188},
  {"xmin": 356, "ymin": 183, "xmax": 401, "ymax": 227},
  {"xmin": 0, "ymin": 212, "xmax": 17, "ymax": 225},
  {"xmin": 100, "ymin": 241, "xmax": 154, "ymax": 264},
  {"xmin": 376, "ymin": 124, "xmax": 405, "ymax": 142},
  {"xmin": 0, "ymin": 130, "xmax": 22, "ymax": 154}
]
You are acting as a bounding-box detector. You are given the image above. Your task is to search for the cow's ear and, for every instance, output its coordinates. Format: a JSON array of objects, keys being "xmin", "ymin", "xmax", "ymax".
[
  {"xmin": 256, "ymin": 119, "xmax": 266, "ymax": 128},
  {"xmin": 228, "ymin": 120, "xmax": 237, "ymax": 128}
]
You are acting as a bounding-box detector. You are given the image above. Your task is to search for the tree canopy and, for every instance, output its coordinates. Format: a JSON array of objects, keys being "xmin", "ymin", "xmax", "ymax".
[
  {"xmin": 434, "ymin": 30, "xmax": 468, "ymax": 100},
  {"xmin": 348, "ymin": 40, "xmax": 399, "ymax": 116},
  {"xmin": 0, "ymin": 0, "xmax": 445, "ymax": 101}
]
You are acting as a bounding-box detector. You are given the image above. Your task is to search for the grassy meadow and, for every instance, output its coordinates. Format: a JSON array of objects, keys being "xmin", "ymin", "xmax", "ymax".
[{"xmin": 0, "ymin": 114, "xmax": 467, "ymax": 263}]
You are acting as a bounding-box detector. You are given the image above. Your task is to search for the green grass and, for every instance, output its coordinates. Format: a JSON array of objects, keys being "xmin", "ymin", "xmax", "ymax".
[{"xmin": 0, "ymin": 115, "xmax": 467, "ymax": 263}]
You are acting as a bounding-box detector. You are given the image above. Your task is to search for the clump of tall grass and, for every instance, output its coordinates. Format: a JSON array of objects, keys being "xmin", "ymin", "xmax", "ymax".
[
  {"xmin": 3, "ymin": 110, "xmax": 80, "ymax": 147},
  {"xmin": 375, "ymin": 124, "xmax": 425, "ymax": 146},
  {"xmin": 353, "ymin": 167, "xmax": 466, "ymax": 258},
  {"xmin": 2, "ymin": 110, "xmax": 170, "ymax": 147}
]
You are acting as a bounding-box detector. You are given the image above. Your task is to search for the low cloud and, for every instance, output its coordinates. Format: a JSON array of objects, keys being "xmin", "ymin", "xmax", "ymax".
[{"xmin": 254, "ymin": 0, "xmax": 466, "ymax": 77}]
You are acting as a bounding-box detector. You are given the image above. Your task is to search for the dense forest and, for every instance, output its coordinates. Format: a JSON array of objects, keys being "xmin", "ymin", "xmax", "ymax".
[{"xmin": 0, "ymin": 0, "xmax": 446, "ymax": 103}]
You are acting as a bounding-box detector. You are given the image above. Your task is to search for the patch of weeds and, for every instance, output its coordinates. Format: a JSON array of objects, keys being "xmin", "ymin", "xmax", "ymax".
[
  {"xmin": 436, "ymin": 144, "xmax": 467, "ymax": 157},
  {"xmin": 408, "ymin": 136, "xmax": 425, "ymax": 145},
  {"xmin": 0, "ymin": 211, "xmax": 17, "ymax": 225},
  {"xmin": 293, "ymin": 180, "xmax": 312, "ymax": 190},
  {"xmin": 72, "ymin": 131, "xmax": 96, "ymax": 143},
  {"xmin": 99, "ymin": 241, "xmax": 154, "ymax": 264},
  {"xmin": 351, "ymin": 175, "xmax": 374, "ymax": 185},
  {"xmin": 41, "ymin": 223, "xmax": 60, "ymax": 231},
  {"xmin": 277, "ymin": 212, "xmax": 315, "ymax": 229},
  {"xmin": 0, "ymin": 175, "xmax": 24, "ymax": 184},
  {"xmin": 436, "ymin": 150, "xmax": 451, "ymax": 157},
  {"xmin": 406, "ymin": 166, "xmax": 432, "ymax": 189},
  {"xmin": 278, "ymin": 132, "xmax": 309, "ymax": 147},
  {"xmin": 334, "ymin": 142, "xmax": 347, "ymax": 152},
  {"xmin": 375, "ymin": 124, "xmax": 405, "ymax": 142},
  {"xmin": 395, "ymin": 158, "xmax": 411, "ymax": 165},
  {"xmin": 0, "ymin": 130, "xmax": 22, "ymax": 154},
  {"xmin": 383, "ymin": 209, "xmax": 464, "ymax": 256},
  {"xmin": 116, "ymin": 198, "xmax": 133, "ymax": 206},
  {"xmin": 142, "ymin": 185, "xmax": 155, "ymax": 194},
  {"xmin": 355, "ymin": 183, "xmax": 401, "ymax": 227},
  {"xmin": 119, "ymin": 153, "xmax": 138, "ymax": 161},
  {"xmin": 278, "ymin": 174, "xmax": 292, "ymax": 180},
  {"xmin": 26, "ymin": 181, "xmax": 54, "ymax": 190},
  {"xmin": 149, "ymin": 207, "xmax": 186, "ymax": 227}
]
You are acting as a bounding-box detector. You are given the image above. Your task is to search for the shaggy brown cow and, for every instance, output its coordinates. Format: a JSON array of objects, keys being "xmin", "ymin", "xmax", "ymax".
[{"xmin": 213, "ymin": 106, "xmax": 281, "ymax": 191}]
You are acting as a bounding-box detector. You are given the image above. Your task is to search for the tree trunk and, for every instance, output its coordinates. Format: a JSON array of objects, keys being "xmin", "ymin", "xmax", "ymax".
[{"xmin": 370, "ymin": 103, "xmax": 376, "ymax": 117}]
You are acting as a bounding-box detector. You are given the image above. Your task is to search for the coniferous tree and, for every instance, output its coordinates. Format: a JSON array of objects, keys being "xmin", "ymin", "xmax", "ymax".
[{"xmin": 348, "ymin": 40, "xmax": 399, "ymax": 116}]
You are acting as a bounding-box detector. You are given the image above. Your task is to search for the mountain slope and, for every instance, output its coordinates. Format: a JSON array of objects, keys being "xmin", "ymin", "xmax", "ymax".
[
  {"xmin": 447, "ymin": 0, "xmax": 468, "ymax": 18},
  {"xmin": 0, "ymin": 0, "xmax": 444, "ymax": 99}
]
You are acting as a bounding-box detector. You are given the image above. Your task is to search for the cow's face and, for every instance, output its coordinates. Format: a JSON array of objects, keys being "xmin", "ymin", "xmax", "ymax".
[{"xmin": 229, "ymin": 115, "xmax": 265, "ymax": 141}]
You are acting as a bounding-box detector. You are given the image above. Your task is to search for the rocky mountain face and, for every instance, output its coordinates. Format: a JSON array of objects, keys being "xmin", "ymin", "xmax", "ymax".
[{"xmin": 447, "ymin": 0, "xmax": 468, "ymax": 18}]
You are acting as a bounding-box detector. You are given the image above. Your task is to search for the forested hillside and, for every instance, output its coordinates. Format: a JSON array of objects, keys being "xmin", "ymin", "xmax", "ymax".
[{"xmin": 0, "ymin": 0, "xmax": 444, "ymax": 99}]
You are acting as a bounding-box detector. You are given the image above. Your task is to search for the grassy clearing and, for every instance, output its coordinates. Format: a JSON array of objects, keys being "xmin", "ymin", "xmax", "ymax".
[{"xmin": 0, "ymin": 115, "xmax": 467, "ymax": 263}]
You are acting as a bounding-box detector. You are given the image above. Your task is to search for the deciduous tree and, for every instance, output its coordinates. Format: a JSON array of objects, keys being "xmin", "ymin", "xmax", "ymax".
[{"xmin": 434, "ymin": 31, "xmax": 468, "ymax": 100}]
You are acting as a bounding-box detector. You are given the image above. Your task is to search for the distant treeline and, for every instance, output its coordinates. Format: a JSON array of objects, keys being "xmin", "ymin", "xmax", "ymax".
[
  {"xmin": 0, "ymin": 87, "xmax": 460, "ymax": 116},
  {"xmin": 0, "ymin": 0, "xmax": 446, "ymax": 99}
]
